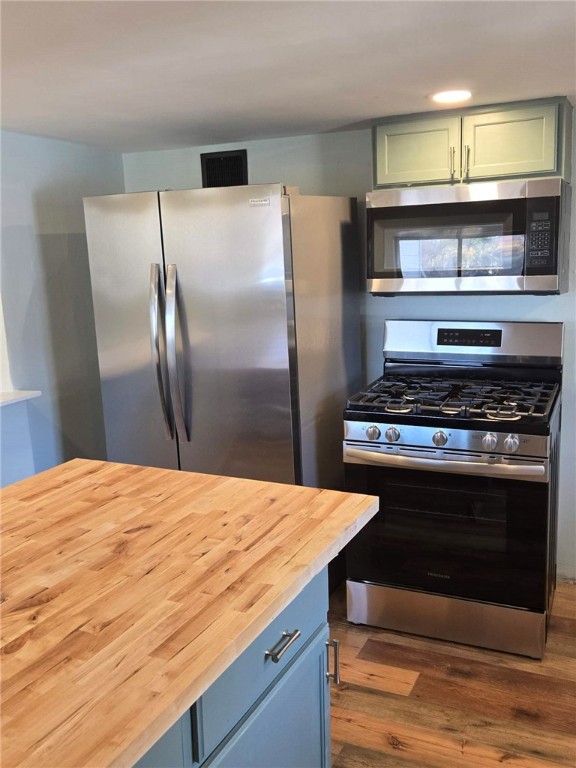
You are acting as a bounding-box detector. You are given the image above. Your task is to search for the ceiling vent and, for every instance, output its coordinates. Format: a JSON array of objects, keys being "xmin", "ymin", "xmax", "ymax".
[{"xmin": 201, "ymin": 149, "xmax": 248, "ymax": 188}]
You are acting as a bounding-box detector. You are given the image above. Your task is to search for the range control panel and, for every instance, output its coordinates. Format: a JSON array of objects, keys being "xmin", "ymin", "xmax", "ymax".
[
  {"xmin": 343, "ymin": 421, "xmax": 550, "ymax": 459},
  {"xmin": 437, "ymin": 329, "xmax": 502, "ymax": 347}
]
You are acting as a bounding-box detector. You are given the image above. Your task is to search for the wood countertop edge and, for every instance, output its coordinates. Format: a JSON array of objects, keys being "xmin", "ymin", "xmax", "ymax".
[{"xmin": 1, "ymin": 459, "xmax": 379, "ymax": 768}]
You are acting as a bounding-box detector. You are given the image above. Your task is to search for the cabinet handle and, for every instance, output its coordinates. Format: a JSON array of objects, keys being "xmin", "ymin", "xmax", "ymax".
[
  {"xmin": 449, "ymin": 146, "xmax": 456, "ymax": 179},
  {"xmin": 264, "ymin": 629, "xmax": 301, "ymax": 663},
  {"xmin": 326, "ymin": 638, "xmax": 341, "ymax": 684},
  {"xmin": 464, "ymin": 144, "xmax": 471, "ymax": 178}
]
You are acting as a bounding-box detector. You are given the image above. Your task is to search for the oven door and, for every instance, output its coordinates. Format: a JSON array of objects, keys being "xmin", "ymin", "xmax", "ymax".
[{"xmin": 344, "ymin": 462, "xmax": 551, "ymax": 612}]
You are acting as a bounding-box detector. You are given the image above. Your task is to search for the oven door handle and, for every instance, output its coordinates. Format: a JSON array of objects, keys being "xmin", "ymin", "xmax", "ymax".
[{"xmin": 344, "ymin": 447, "xmax": 546, "ymax": 477}]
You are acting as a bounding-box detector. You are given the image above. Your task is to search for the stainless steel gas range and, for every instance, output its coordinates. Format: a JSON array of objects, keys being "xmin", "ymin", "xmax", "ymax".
[{"xmin": 343, "ymin": 320, "xmax": 563, "ymax": 658}]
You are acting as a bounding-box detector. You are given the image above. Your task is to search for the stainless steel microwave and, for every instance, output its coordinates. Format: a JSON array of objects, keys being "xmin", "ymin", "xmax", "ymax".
[{"xmin": 367, "ymin": 178, "xmax": 571, "ymax": 295}]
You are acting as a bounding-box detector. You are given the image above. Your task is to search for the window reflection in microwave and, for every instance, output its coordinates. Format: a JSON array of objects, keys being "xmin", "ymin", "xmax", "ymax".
[
  {"xmin": 397, "ymin": 232, "xmax": 525, "ymax": 277},
  {"xmin": 398, "ymin": 236, "xmax": 458, "ymax": 276},
  {"xmin": 461, "ymin": 234, "xmax": 525, "ymax": 274}
]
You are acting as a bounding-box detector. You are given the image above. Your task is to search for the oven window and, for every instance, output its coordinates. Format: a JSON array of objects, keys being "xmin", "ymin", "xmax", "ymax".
[
  {"xmin": 369, "ymin": 199, "xmax": 527, "ymax": 279},
  {"xmin": 345, "ymin": 464, "xmax": 549, "ymax": 611}
]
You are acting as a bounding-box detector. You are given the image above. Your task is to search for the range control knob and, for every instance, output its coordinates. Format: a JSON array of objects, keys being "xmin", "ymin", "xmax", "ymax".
[
  {"xmin": 384, "ymin": 426, "xmax": 400, "ymax": 443},
  {"xmin": 366, "ymin": 425, "xmax": 381, "ymax": 441},
  {"xmin": 432, "ymin": 431, "xmax": 448, "ymax": 447},
  {"xmin": 503, "ymin": 434, "xmax": 520, "ymax": 454},
  {"xmin": 482, "ymin": 433, "xmax": 498, "ymax": 451}
]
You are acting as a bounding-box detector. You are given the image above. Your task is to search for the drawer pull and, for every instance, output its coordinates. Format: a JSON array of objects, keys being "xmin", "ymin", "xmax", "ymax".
[
  {"xmin": 326, "ymin": 638, "xmax": 341, "ymax": 684},
  {"xmin": 264, "ymin": 629, "xmax": 301, "ymax": 663}
]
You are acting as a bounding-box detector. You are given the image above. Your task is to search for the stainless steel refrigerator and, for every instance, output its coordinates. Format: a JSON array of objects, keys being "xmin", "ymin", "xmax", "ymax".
[{"xmin": 83, "ymin": 183, "xmax": 361, "ymax": 489}]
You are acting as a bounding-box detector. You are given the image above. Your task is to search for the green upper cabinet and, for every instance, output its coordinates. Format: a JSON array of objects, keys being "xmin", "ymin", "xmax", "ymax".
[
  {"xmin": 461, "ymin": 104, "xmax": 558, "ymax": 180},
  {"xmin": 374, "ymin": 116, "xmax": 461, "ymax": 185},
  {"xmin": 373, "ymin": 97, "xmax": 572, "ymax": 187}
]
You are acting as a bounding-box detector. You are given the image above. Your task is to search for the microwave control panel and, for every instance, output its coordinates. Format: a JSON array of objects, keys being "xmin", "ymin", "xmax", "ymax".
[{"xmin": 526, "ymin": 198, "xmax": 557, "ymax": 274}]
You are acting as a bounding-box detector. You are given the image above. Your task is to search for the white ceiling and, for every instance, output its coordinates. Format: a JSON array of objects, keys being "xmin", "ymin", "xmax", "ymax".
[{"xmin": 2, "ymin": 0, "xmax": 575, "ymax": 153}]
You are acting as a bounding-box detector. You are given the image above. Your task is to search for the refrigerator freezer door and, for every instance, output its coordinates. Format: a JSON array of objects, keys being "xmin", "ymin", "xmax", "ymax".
[
  {"xmin": 159, "ymin": 185, "xmax": 296, "ymax": 484},
  {"xmin": 84, "ymin": 192, "xmax": 179, "ymax": 470}
]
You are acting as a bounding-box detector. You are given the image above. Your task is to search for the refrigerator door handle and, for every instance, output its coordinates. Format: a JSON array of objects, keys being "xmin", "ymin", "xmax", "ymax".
[
  {"xmin": 149, "ymin": 264, "xmax": 174, "ymax": 439},
  {"xmin": 166, "ymin": 264, "xmax": 190, "ymax": 441}
]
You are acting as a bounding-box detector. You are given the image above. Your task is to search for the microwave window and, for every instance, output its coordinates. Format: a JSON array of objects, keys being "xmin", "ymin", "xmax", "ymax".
[
  {"xmin": 398, "ymin": 237, "xmax": 458, "ymax": 276},
  {"xmin": 461, "ymin": 233, "xmax": 525, "ymax": 274},
  {"xmin": 372, "ymin": 211, "xmax": 526, "ymax": 278}
]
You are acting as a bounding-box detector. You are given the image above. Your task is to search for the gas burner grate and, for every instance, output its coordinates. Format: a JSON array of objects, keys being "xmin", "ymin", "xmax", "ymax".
[{"xmin": 347, "ymin": 376, "xmax": 559, "ymax": 424}]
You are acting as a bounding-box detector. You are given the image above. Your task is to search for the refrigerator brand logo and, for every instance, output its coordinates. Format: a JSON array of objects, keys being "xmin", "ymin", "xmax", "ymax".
[
  {"xmin": 249, "ymin": 197, "xmax": 270, "ymax": 207},
  {"xmin": 427, "ymin": 571, "xmax": 451, "ymax": 579}
]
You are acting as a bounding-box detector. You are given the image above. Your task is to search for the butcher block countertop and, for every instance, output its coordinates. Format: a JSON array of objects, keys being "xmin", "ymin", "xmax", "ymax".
[{"xmin": 0, "ymin": 459, "xmax": 378, "ymax": 768}]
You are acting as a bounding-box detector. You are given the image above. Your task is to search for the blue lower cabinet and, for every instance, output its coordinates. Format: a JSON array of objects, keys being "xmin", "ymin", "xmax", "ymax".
[
  {"xmin": 134, "ymin": 710, "xmax": 194, "ymax": 768},
  {"xmin": 204, "ymin": 625, "xmax": 330, "ymax": 768},
  {"xmin": 197, "ymin": 570, "xmax": 328, "ymax": 760}
]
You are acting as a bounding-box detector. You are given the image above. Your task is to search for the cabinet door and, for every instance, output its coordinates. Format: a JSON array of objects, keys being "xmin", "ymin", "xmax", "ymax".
[
  {"xmin": 205, "ymin": 626, "xmax": 330, "ymax": 768},
  {"xmin": 197, "ymin": 570, "xmax": 328, "ymax": 760},
  {"xmin": 462, "ymin": 104, "xmax": 558, "ymax": 180},
  {"xmin": 134, "ymin": 710, "xmax": 194, "ymax": 768},
  {"xmin": 374, "ymin": 117, "xmax": 460, "ymax": 186}
]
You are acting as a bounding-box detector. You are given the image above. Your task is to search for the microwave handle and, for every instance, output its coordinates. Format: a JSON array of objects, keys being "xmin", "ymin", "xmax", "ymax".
[{"xmin": 344, "ymin": 446, "xmax": 545, "ymax": 478}]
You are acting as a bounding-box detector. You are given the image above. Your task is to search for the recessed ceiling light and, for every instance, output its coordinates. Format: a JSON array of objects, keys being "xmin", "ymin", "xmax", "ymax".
[{"xmin": 431, "ymin": 90, "xmax": 472, "ymax": 104}]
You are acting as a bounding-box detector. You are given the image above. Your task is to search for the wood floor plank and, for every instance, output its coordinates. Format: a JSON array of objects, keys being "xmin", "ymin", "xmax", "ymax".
[
  {"xmin": 358, "ymin": 638, "xmax": 576, "ymax": 735},
  {"xmin": 330, "ymin": 626, "xmax": 419, "ymax": 696},
  {"xmin": 331, "ymin": 681, "xmax": 576, "ymax": 766},
  {"xmin": 545, "ymin": 615, "xmax": 576, "ymax": 660},
  {"xmin": 357, "ymin": 638, "xmax": 576, "ymax": 735},
  {"xmin": 551, "ymin": 583, "xmax": 576, "ymax": 620},
  {"xmin": 329, "ymin": 581, "xmax": 576, "ymax": 768},
  {"xmin": 334, "ymin": 742, "xmax": 441, "ymax": 768},
  {"xmin": 332, "ymin": 705, "xmax": 571, "ymax": 768}
]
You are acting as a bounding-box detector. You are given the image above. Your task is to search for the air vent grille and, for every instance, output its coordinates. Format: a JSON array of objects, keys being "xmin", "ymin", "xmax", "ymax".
[{"xmin": 201, "ymin": 150, "xmax": 248, "ymax": 188}]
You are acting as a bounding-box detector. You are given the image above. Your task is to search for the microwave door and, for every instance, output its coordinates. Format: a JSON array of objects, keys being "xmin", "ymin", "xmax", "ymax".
[
  {"xmin": 374, "ymin": 220, "xmax": 461, "ymax": 280},
  {"xmin": 370, "ymin": 208, "xmax": 528, "ymax": 294}
]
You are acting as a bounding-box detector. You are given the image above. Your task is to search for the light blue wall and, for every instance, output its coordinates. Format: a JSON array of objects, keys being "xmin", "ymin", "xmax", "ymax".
[
  {"xmin": 0, "ymin": 131, "xmax": 124, "ymax": 485},
  {"xmin": 123, "ymin": 131, "xmax": 373, "ymax": 197},
  {"xmin": 124, "ymin": 128, "xmax": 576, "ymax": 580}
]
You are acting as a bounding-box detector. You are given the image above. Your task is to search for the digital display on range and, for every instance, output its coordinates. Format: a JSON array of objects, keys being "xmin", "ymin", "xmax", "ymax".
[{"xmin": 437, "ymin": 329, "xmax": 503, "ymax": 347}]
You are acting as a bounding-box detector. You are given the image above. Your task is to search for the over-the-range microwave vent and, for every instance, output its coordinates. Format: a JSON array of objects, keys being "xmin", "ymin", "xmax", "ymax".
[
  {"xmin": 365, "ymin": 178, "xmax": 571, "ymax": 296},
  {"xmin": 201, "ymin": 149, "xmax": 248, "ymax": 188}
]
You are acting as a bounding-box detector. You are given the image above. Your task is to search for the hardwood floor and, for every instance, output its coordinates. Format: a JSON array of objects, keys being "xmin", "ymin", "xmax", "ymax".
[{"xmin": 329, "ymin": 582, "xmax": 576, "ymax": 768}]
